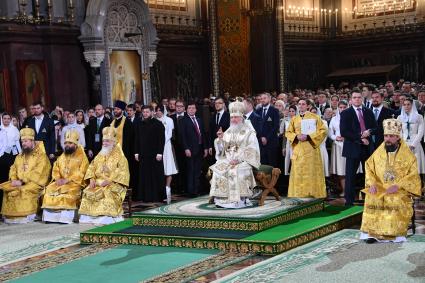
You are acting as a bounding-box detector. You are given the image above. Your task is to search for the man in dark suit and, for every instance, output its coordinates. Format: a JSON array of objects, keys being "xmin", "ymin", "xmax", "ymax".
[
  {"xmin": 126, "ymin": 103, "xmax": 138, "ymax": 190},
  {"xmin": 86, "ymin": 104, "xmax": 112, "ymax": 159},
  {"xmin": 256, "ymin": 93, "xmax": 280, "ymax": 167},
  {"xmin": 25, "ymin": 101, "xmax": 55, "ymax": 159},
  {"xmin": 169, "ymin": 100, "xmax": 187, "ymax": 193},
  {"xmin": 179, "ymin": 101, "xmax": 209, "ymax": 196},
  {"xmin": 371, "ymin": 91, "xmax": 394, "ymax": 148},
  {"xmin": 316, "ymin": 92, "xmax": 330, "ymax": 115},
  {"xmin": 208, "ymin": 97, "xmax": 230, "ymax": 158},
  {"xmin": 340, "ymin": 91, "xmax": 377, "ymax": 206},
  {"xmin": 244, "ymin": 97, "xmax": 263, "ymax": 138}
]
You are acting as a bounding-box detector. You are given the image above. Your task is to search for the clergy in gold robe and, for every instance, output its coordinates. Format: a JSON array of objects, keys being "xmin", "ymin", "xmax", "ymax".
[
  {"xmin": 0, "ymin": 128, "xmax": 51, "ymax": 224},
  {"xmin": 285, "ymin": 99, "xmax": 328, "ymax": 198},
  {"xmin": 79, "ymin": 127, "xmax": 129, "ymax": 225},
  {"xmin": 360, "ymin": 118, "xmax": 421, "ymax": 243},
  {"xmin": 209, "ymin": 101, "xmax": 261, "ymax": 208},
  {"xmin": 42, "ymin": 130, "xmax": 89, "ymax": 224}
]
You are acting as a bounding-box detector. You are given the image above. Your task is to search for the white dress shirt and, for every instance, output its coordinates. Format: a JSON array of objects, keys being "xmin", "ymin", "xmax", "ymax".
[{"xmin": 35, "ymin": 114, "xmax": 44, "ymax": 133}]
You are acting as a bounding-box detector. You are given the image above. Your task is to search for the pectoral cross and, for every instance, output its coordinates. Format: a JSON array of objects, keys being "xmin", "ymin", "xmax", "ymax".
[{"xmin": 102, "ymin": 164, "xmax": 109, "ymax": 174}]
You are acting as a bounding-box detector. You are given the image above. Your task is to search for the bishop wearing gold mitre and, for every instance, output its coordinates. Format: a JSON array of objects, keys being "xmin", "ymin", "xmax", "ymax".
[
  {"xmin": 360, "ymin": 118, "xmax": 422, "ymax": 243},
  {"xmin": 79, "ymin": 127, "xmax": 129, "ymax": 225},
  {"xmin": 41, "ymin": 130, "xmax": 89, "ymax": 224},
  {"xmin": 0, "ymin": 128, "xmax": 51, "ymax": 224},
  {"xmin": 285, "ymin": 99, "xmax": 328, "ymax": 198}
]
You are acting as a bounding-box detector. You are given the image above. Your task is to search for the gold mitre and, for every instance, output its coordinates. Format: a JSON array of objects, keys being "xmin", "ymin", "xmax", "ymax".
[
  {"xmin": 64, "ymin": 129, "xmax": 80, "ymax": 145},
  {"xmin": 229, "ymin": 101, "xmax": 246, "ymax": 117},
  {"xmin": 383, "ymin": 118, "xmax": 402, "ymax": 136},
  {"xmin": 20, "ymin": 127, "xmax": 35, "ymax": 140},
  {"xmin": 102, "ymin": 126, "xmax": 117, "ymax": 141}
]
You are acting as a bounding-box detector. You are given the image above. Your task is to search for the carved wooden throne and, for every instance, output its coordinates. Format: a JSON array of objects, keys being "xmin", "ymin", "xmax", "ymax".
[{"xmin": 254, "ymin": 165, "xmax": 281, "ymax": 206}]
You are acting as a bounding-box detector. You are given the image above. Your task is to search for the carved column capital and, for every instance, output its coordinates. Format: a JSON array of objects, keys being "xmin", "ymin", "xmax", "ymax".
[{"xmin": 83, "ymin": 50, "xmax": 106, "ymax": 68}]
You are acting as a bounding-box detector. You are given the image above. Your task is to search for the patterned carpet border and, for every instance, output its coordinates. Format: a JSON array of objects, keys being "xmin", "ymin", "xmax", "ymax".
[
  {"xmin": 0, "ymin": 244, "xmax": 116, "ymax": 282},
  {"xmin": 132, "ymin": 201, "xmax": 325, "ymax": 232},
  {"xmin": 0, "ymin": 233, "xmax": 80, "ymax": 267},
  {"xmin": 81, "ymin": 214, "xmax": 362, "ymax": 255},
  {"xmin": 141, "ymin": 252, "xmax": 253, "ymax": 283}
]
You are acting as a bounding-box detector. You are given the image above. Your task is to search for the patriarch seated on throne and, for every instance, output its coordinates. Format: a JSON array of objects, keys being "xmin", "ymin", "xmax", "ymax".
[{"xmin": 209, "ymin": 101, "xmax": 261, "ymax": 209}]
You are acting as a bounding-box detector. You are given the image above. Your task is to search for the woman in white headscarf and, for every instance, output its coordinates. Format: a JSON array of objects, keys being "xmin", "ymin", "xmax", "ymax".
[
  {"xmin": 397, "ymin": 97, "xmax": 425, "ymax": 174},
  {"xmin": 284, "ymin": 105, "xmax": 297, "ymax": 175},
  {"xmin": 310, "ymin": 106, "xmax": 329, "ymax": 178},
  {"xmin": 329, "ymin": 100, "xmax": 349, "ymax": 196}
]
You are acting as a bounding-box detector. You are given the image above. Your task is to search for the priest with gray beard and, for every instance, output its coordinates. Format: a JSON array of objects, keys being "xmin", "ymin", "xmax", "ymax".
[{"xmin": 209, "ymin": 101, "xmax": 261, "ymax": 208}]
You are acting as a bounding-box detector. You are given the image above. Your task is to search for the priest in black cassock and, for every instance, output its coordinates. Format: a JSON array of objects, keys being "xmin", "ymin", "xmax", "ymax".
[
  {"xmin": 134, "ymin": 105, "xmax": 165, "ymax": 202},
  {"xmin": 111, "ymin": 100, "xmax": 133, "ymax": 160}
]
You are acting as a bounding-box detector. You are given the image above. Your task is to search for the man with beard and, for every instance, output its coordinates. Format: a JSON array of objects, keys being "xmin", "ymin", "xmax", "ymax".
[
  {"xmin": 134, "ymin": 105, "xmax": 165, "ymax": 202},
  {"xmin": 79, "ymin": 127, "xmax": 129, "ymax": 225},
  {"xmin": 41, "ymin": 130, "xmax": 89, "ymax": 223},
  {"xmin": 360, "ymin": 118, "xmax": 421, "ymax": 243},
  {"xmin": 0, "ymin": 128, "xmax": 51, "ymax": 223},
  {"xmin": 25, "ymin": 101, "xmax": 56, "ymax": 159},
  {"xmin": 111, "ymin": 100, "xmax": 133, "ymax": 159},
  {"xmin": 209, "ymin": 101, "xmax": 260, "ymax": 208},
  {"xmin": 371, "ymin": 91, "xmax": 394, "ymax": 148}
]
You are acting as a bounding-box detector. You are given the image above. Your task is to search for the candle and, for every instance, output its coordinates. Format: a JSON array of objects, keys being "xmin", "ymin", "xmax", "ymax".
[
  {"xmin": 69, "ymin": 0, "xmax": 73, "ymax": 7},
  {"xmin": 335, "ymin": 9, "xmax": 338, "ymax": 29},
  {"xmin": 328, "ymin": 9, "xmax": 331, "ymax": 28},
  {"xmin": 48, "ymin": 0, "xmax": 51, "ymax": 6},
  {"xmin": 35, "ymin": 0, "xmax": 39, "ymax": 5}
]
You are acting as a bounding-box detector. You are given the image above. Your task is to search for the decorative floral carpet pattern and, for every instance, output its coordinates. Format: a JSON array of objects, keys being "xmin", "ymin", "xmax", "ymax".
[{"xmin": 214, "ymin": 229, "xmax": 425, "ymax": 283}]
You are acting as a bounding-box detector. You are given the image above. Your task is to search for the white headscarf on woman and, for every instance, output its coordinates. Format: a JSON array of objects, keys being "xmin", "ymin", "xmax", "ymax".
[{"xmin": 400, "ymin": 99, "xmax": 420, "ymax": 123}]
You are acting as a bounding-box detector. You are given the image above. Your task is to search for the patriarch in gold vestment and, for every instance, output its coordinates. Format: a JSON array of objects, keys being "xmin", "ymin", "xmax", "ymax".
[
  {"xmin": 360, "ymin": 118, "xmax": 421, "ymax": 243},
  {"xmin": 0, "ymin": 128, "xmax": 51, "ymax": 223},
  {"xmin": 209, "ymin": 101, "xmax": 261, "ymax": 208},
  {"xmin": 41, "ymin": 130, "xmax": 89, "ymax": 223},
  {"xmin": 79, "ymin": 127, "xmax": 129, "ymax": 225},
  {"xmin": 285, "ymin": 99, "xmax": 328, "ymax": 198}
]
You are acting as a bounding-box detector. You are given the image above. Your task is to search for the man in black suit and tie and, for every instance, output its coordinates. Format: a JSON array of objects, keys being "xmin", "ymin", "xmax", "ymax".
[
  {"xmin": 26, "ymin": 101, "xmax": 55, "ymax": 159},
  {"xmin": 208, "ymin": 97, "xmax": 230, "ymax": 157},
  {"xmin": 371, "ymin": 91, "xmax": 394, "ymax": 148},
  {"xmin": 243, "ymin": 97, "xmax": 263, "ymax": 138},
  {"xmin": 169, "ymin": 100, "xmax": 187, "ymax": 193},
  {"xmin": 86, "ymin": 104, "xmax": 112, "ymax": 159},
  {"xmin": 256, "ymin": 93, "xmax": 280, "ymax": 167},
  {"xmin": 316, "ymin": 92, "xmax": 330, "ymax": 115},
  {"xmin": 340, "ymin": 91, "xmax": 377, "ymax": 206},
  {"xmin": 179, "ymin": 101, "xmax": 209, "ymax": 196}
]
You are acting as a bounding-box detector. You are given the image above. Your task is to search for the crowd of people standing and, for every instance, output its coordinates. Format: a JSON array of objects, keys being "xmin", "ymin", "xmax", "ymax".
[{"xmin": 1, "ymin": 79, "xmax": 424, "ymax": 212}]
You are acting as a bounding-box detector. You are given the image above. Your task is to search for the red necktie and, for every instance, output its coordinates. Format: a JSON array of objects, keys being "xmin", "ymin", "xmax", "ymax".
[
  {"xmin": 192, "ymin": 117, "xmax": 201, "ymax": 143},
  {"xmin": 356, "ymin": 108, "xmax": 366, "ymax": 133}
]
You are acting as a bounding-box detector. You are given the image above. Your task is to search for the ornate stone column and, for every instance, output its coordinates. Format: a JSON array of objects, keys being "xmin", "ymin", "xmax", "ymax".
[
  {"xmin": 209, "ymin": 0, "xmax": 220, "ymax": 97},
  {"xmin": 277, "ymin": 0, "xmax": 285, "ymax": 92}
]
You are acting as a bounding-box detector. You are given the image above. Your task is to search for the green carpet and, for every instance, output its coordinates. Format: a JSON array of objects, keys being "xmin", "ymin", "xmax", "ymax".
[
  {"xmin": 10, "ymin": 246, "xmax": 219, "ymax": 283},
  {"xmin": 245, "ymin": 205, "xmax": 364, "ymax": 242},
  {"xmin": 116, "ymin": 226, "xmax": 257, "ymax": 239},
  {"xmin": 80, "ymin": 205, "xmax": 363, "ymax": 254}
]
